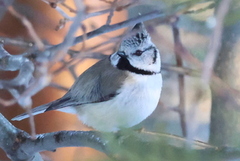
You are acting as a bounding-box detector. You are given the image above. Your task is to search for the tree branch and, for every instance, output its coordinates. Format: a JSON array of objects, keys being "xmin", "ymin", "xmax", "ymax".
[
  {"xmin": 45, "ymin": 10, "xmax": 166, "ymax": 58},
  {"xmin": 0, "ymin": 36, "xmax": 34, "ymax": 48},
  {"xmin": 171, "ymin": 17, "xmax": 187, "ymax": 138},
  {"xmin": 201, "ymin": 0, "xmax": 232, "ymax": 83},
  {"xmin": 2, "ymin": 111, "xmax": 240, "ymax": 160},
  {"xmin": 0, "ymin": 113, "xmax": 106, "ymax": 161}
]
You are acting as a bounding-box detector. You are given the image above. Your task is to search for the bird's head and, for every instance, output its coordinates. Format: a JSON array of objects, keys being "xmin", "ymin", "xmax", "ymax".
[{"xmin": 110, "ymin": 23, "xmax": 161, "ymax": 75}]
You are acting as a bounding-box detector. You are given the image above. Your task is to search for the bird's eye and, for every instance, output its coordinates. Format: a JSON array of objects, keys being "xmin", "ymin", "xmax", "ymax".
[{"xmin": 133, "ymin": 50, "xmax": 142, "ymax": 56}]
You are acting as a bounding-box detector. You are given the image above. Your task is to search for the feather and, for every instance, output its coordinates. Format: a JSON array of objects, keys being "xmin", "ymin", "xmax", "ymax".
[{"xmin": 12, "ymin": 58, "xmax": 127, "ymax": 121}]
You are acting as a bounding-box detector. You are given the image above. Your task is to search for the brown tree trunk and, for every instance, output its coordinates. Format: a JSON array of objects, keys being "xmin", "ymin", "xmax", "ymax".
[{"xmin": 209, "ymin": 21, "xmax": 240, "ymax": 146}]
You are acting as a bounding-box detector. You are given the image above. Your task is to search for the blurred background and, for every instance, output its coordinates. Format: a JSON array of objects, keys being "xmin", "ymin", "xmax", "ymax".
[{"xmin": 0, "ymin": 0, "xmax": 240, "ymax": 160}]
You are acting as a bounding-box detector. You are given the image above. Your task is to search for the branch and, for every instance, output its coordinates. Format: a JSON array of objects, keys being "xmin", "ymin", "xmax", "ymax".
[
  {"xmin": 105, "ymin": 0, "xmax": 118, "ymax": 25},
  {"xmin": 0, "ymin": 36, "xmax": 34, "ymax": 48},
  {"xmin": 149, "ymin": 13, "xmax": 240, "ymax": 113},
  {"xmin": 0, "ymin": 113, "xmax": 106, "ymax": 161},
  {"xmin": 8, "ymin": 6, "xmax": 44, "ymax": 50},
  {"xmin": 2, "ymin": 111, "xmax": 240, "ymax": 160},
  {"xmin": 46, "ymin": 10, "xmax": 166, "ymax": 56},
  {"xmin": 0, "ymin": 113, "xmax": 41, "ymax": 161},
  {"xmin": 201, "ymin": 0, "xmax": 232, "ymax": 83},
  {"xmin": 0, "ymin": 45, "xmax": 34, "ymax": 102},
  {"xmin": 171, "ymin": 17, "xmax": 187, "ymax": 137},
  {"xmin": 50, "ymin": 0, "xmax": 86, "ymax": 62},
  {"xmin": 161, "ymin": 63, "xmax": 199, "ymax": 76}
]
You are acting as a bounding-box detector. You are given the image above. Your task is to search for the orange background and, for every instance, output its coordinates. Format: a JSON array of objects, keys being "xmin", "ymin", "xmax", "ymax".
[{"xmin": 0, "ymin": 0, "xmax": 127, "ymax": 160}]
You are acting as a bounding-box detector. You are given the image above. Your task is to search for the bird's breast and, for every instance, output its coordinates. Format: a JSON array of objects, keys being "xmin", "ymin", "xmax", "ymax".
[{"xmin": 77, "ymin": 73, "xmax": 162, "ymax": 132}]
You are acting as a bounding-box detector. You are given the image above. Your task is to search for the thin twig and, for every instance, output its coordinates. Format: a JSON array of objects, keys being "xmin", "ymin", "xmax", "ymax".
[
  {"xmin": 0, "ymin": 37, "xmax": 34, "ymax": 48},
  {"xmin": 106, "ymin": 0, "xmax": 118, "ymax": 25},
  {"xmin": 161, "ymin": 63, "xmax": 199, "ymax": 76},
  {"xmin": 61, "ymin": 2, "xmax": 77, "ymax": 13},
  {"xmin": 55, "ymin": 18, "xmax": 69, "ymax": 31},
  {"xmin": 184, "ymin": 2, "xmax": 215, "ymax": 14},
  {"xmin": 41, "ymin": 0, "xmax": 74, "ymax": 20},
  {"xmin": 50, "ymin": 0, "xmax": 86, "ymax": 62},
  {"xmin": 80, "ymin": 24, "xmax": 87, "ymax": 51},
  {"xmin": 0, "ymin": 98, "xmax": 17, "ymax": 107},
  {"xmin": 32, "ymin": 6, "xmax": 194, "ymax": 59},
  {"xmin": 85, "ymin": 8, "xmax": 112, "ymax": 19},
  {"xmin": 85, "ymin": 0, "xmax": 138, "ymax": 20},
  {"xmin": 53, "ymin": 45, "xmax": 113, "ymax": 75},
  {"xmin": 171, "ymin": 17, "xmax": 187, "ymax": 137},
  {"xmin": 201, "ymin": 0, "xmax": 232, "ymax": 84},
  {"xmin": 26, "ymin": 105, "xmax": 36, "ymax": 139},
  {"xmin": 8, "ymin": 6, "xmax": 44, "ymax": 50},
  {"xmin": 68, "ymin": 65, "xmax": 78, "ymax": 80},
  {"xmin": 71, "ymin": 10, "xmax": 165, "ymax": 46},
  {"xmin": 49, "ymin": 83, "xmax": 69, "ymax": 91},
  {"xmin": 100, "ymin": 0, "xmax": 113, "ymax": 4}
]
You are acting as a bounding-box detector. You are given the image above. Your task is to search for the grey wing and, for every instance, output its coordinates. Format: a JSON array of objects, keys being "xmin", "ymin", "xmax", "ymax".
[
  {"xmin": 47, "ymin": 58, "xmax": 128, "ymax": 110},
  {"xmin": 12, "ymin": 58, "xmax": 127, "ymax": 121},
  {"xmin": 50, "ymin": 58, "xmax": 128, "ymax": 108}
]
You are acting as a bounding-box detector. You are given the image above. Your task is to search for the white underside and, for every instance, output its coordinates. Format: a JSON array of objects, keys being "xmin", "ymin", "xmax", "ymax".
[{"xmin": 72, "ymin": 73, "xmax": 163, "ymax": 132}]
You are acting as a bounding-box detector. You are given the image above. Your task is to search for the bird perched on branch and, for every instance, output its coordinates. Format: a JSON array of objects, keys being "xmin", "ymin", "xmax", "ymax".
[{"xmin": 12, "ymin": 23, "xmax": 162, "ymax": 132}]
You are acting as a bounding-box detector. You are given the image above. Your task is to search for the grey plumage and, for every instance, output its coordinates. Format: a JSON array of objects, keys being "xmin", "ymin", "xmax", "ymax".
[
  {"xmin": 67, "ymin": 58, "xmax": 127, "ymax": 104},
  {"xmin": 12, "ymin": 58, "xmax": 128, "ymax": 121}
]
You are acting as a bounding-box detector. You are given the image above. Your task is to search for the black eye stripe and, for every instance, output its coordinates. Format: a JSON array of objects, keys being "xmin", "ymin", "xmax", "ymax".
[
  {"xmin": 143, "ymin": 46, "xmax": 155, "ymax": 52},
  {"xmin": 133, "ymin": 50, "xmax": 142, "ymax": 56},
  {"xmin": 132, "ymin": 46, "xmax": 156, "ymax": 56}
]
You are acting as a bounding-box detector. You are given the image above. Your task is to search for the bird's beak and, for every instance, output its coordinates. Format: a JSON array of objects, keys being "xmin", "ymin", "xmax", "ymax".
[
  {"xmin": 132, "ymin": 22, "xmax": 144, "ymax": 31},
  {"xmin": 117, "ymin": 52, "xmax": 127, "ymax": 58}
]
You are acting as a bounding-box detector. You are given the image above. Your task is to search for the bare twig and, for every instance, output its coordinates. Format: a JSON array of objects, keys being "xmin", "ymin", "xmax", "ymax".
[
  {"xmin": 171, "ymin": 17, "xmax": 187, "ymax": 137},
  {"xmin": 41, "ymin": 0, "xmax": 73, "ymax": 20},
  {"xmin": 50, "ymin": 0, "xmax": 86, "ymax": 62},
  {"xmin": 184, "ymin": 2, "xmax": 215, "ymax": 14},
  {"xmin": 3, "ymin": 112, "xmax": 240, "ymax": 161},
  {"xmin": 27, "ymin": 105, "xmax": 36, "ymax": 138},
  {"xmin": 68, "ymin": 65, "xmax": 78, "ymax": 80},
  {"xmin": 41, "ymin": 0, "xmax": 74, "ymax": 31},
  {"xmin": 0, "ymin": 113, "xmax": 106, "ymax": 161},
  {"xmin": 49, "ymin": 82, "xmax": 69, "ymax": 91},
  {"xmin": 8, "ymin": 6, "xmax": 44, "ymax": 50},
  {"xmin": 42, "ymin": 0, "xmax": 138, "ymax": 31},
  {"xmin": 70, "ymin": 10, "xmax": 166, "ymax": 46},
  {"xmin": 80, "ymin": 24, "xmax": 87, "ymax": 51},
  {"xmin": 69, "ymin": 35, "xmax": 121, "ymax": 58},
  {"xmin": 86, "ymin": 8, "xmax": 112, "ymax": 18},
  {"xmin": 106, "ymin": 0, "xmax": 118, "ymax": 25},
  {"xmin": 55, "ymin": 18, "xmax": 69, "ymax": 31},
  {"xmin": 161, "ymin": 63, "xmax": 199, "ymax": 76},
  {"xmin": 0, "ymin": 97, "xmax": 17, "ymax": 107},
  {"xmin": 0, "ymin": 113, "xmax": 42, "ymax": 161},
  {"xmin": 0, "ymin": 45, "xmax": 34, "ymax": 101},
  {"xmin": 0, "ymin": 37, "xmax": 34, "ymax": 48},
  {"xmin": 201, "ymin": 0, "xmax": 232, "ymax": 83},
  {"xmin": 46, "ymin": 11, "xmax": 176, "ymax": 74},
  {"xmin": 100, "ymin": 0, "xmax": 113, "ymax": 4},
  {"xmin": 53, "ymin": 49, "xmax": 110, "ymax": 76},
  {"xmin": 28, "ymin": 3, "xmax": 196, "ymax": 61},
  {"xmin": 84, "ymin": 0, "xmax": 138, "ymax": 20},
  {"xmin": 61, "ymin": 2, "xmax": 77, "ymax": 13}
]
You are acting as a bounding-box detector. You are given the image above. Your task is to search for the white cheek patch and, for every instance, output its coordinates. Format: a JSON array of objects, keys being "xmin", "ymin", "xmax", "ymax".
[{"xmin": 110, "ymin": 53, "xmax": 120, "ymax": 67}]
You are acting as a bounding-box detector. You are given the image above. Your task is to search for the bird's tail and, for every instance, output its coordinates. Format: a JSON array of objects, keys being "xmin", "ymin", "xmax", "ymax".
[{"xmin": 11, "ymin": 102, "xmax": 52, "ymax": 121}]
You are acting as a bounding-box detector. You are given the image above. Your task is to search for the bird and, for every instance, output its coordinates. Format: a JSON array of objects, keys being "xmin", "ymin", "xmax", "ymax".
[{"xmin": 12, "ymin": 23, "xmax": 162, "ymax": 132}]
